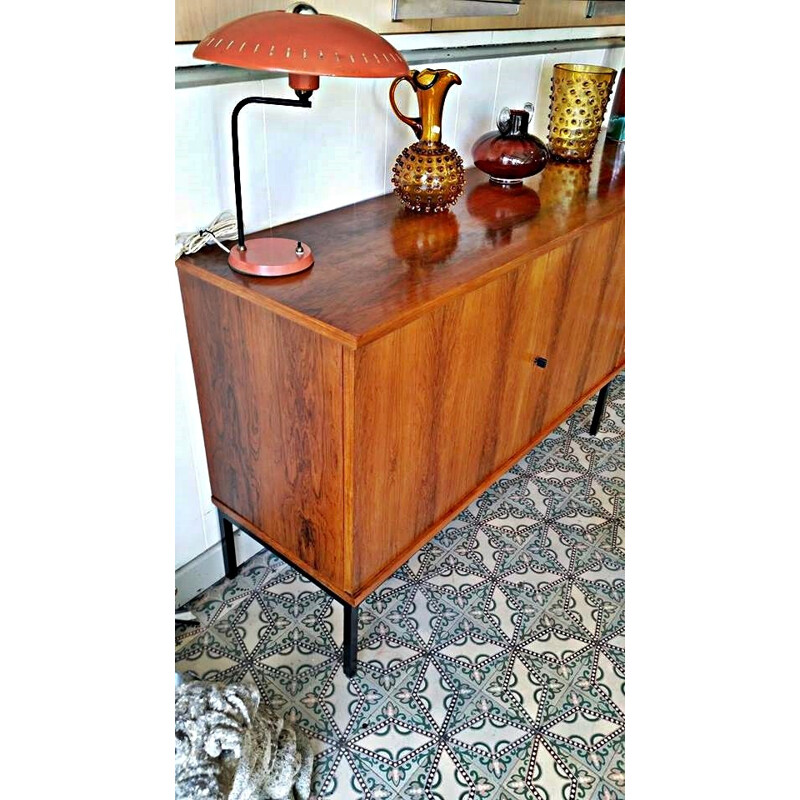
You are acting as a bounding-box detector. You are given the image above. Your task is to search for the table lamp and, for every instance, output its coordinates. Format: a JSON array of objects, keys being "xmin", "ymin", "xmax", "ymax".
[{"xmin": 192, "ymin": 4, "xmax": 410, "ymax": 277}]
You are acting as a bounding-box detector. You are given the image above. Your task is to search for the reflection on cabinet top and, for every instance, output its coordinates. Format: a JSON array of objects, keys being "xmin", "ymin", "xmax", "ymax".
[
  {"xmin": 177, "ymin": 139, "xmax": 624, "ymax": 348},
  {"xmin": 176, "ymin": 0, "xmax": 623, "ymax": 43}
]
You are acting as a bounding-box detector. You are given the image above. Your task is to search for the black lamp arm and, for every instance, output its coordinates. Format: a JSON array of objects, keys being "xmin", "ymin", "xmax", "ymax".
[{"xmin": 231, "ymin": 93, "xmax": 313, "ymax": 251}]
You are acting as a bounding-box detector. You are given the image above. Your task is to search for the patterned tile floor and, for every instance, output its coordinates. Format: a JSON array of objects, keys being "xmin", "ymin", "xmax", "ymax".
[{"xmin": 176, "ymin": 374, "xmax": 625, "ymax": 800}]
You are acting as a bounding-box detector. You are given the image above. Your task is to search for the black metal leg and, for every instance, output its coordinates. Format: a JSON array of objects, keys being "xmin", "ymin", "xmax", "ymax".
[
  {"xmin": 590, "ymin": 382, "xmax": 611, "ymax": 435},
  {"xmin": 343, "ymin": 603, "xmax": 359, "ymax": 679},
  {"xmin": 218, "ymin": 511, "xmax": 238, "ymax": 579}
]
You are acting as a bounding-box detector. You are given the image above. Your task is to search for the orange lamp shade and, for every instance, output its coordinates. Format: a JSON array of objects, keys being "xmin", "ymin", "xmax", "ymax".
[{"xmin": 193, "ymin": 11, "xmax": 409, "ymax": 90}]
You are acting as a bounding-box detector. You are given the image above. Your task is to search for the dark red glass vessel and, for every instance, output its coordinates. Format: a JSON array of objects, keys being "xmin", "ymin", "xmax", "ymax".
[{"xmin": 472, "ymin": 105, "xmax": 549, "ymax": 185}]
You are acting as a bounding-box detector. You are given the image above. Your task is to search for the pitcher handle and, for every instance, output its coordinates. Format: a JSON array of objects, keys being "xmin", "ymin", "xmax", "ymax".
[{"xmin": 389, "ymin": 74, "xmax": 423, "ymax": 140}]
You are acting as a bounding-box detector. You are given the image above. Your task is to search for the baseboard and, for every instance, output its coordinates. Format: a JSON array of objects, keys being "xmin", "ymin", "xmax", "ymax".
[{"xmin": 175, "ymin": 529, "xmax": 264, "ymax": 607}]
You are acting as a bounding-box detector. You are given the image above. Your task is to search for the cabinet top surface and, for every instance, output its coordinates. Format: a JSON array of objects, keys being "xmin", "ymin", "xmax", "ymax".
[{"xmin": 178, "ymin": 138, "xmax": 624, "ymax": 346}]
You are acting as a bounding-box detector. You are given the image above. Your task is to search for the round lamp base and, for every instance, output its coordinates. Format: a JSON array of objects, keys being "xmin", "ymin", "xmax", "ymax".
[{"xmin": 228, "ymin": 237, "xmax": 314, "ymax": 277}]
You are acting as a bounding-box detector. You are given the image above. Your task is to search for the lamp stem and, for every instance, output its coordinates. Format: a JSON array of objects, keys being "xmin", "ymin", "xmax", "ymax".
[{"xmin": 230, "ymin": 95, "xmax": 313, "ymax": 251}]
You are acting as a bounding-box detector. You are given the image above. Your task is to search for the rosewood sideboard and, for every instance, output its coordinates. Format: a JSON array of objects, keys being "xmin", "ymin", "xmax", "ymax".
[{"xmin": 176, "ymin": 139, "xmax": 625, "ymax": 677}]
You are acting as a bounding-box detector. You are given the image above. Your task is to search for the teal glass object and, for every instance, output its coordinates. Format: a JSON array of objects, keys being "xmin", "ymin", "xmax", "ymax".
[
  {"xmin": 606, "ymin": 68, "xmax": 625, "ymax": 142},
  {"xmin": 607, "ymin": 113, "xmax": 625, "ymax": 142}
]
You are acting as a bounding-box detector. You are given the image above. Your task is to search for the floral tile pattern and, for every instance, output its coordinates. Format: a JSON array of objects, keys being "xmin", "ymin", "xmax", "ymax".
[{"xmin": 177, "ymin": 374, "xmax": 625, "ymax": 800}]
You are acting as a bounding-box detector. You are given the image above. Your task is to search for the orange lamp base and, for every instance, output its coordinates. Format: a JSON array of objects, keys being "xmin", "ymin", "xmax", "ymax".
[{"xmin": 228, "ymin": 237, "xmax": 314, "ymax": 277}]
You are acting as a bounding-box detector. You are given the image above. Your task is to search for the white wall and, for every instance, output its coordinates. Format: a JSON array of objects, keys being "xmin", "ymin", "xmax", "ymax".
[{"xmin": 174, "ymin": 29, "xmax": 625, "ymax": 603}]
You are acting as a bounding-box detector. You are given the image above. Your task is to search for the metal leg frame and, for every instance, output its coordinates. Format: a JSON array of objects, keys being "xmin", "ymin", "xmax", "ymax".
[
  {"xmin": 218, "ymin": 510, "xmax": 238, "ymax": 579},
  {"xmin": 215, "ymin": 384, "xmax": 618, "ymax": 679},
  {"xmin": 215, "ymin": 385, "xmax": 615, "ymax": 675},
  {"xmin": 216, "ymin": 510, "xmax": 361, "ymax": 678},
  {"xmin": 343, "ymin": 604, "xmax": 359, "ymax": 679},
  {"xmin": 590, "ymin": 381, "xmax": 611, "ymax": 435}
]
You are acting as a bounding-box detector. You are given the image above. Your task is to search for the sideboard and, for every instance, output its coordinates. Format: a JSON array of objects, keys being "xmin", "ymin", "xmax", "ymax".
[{"xmin": 176, "ymin": 138, "xmax": 625, "ymax": 677}]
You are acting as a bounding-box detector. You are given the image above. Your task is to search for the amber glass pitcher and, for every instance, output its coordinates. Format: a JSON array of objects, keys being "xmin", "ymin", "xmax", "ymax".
[{"xmin": 389, "ymin": 69, "xmax": 465, "ymax": 212}]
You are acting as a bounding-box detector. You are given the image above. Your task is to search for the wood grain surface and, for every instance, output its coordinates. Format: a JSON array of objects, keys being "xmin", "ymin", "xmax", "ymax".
[
  {"xmin": 537, "ymin": 215, "xmax": 625, "ymax": 429},
  {"xmin": 349, "ymin": 214, "xmax": 624, "ymax": 595},
  {"xmin": 175, "ymin": 0, "xmax": 622, "ymax": 42},
  {"xmin": 348, "ymin": 363, "xmax": 623, "ymax": 604},
  {"xmin": 178, "ymin": 271, "xmax": 347, "ymax": 591},
  {"xmin": 176, "ymin": 0, "xmax": 430, "ymax": 44},
  {"xmin": 179, "ymin": 139, "xmax": 625, "ymax": 347},
  {"xmin": 431, "ymin": 0, "xmax": 624, "ymax": 32}
]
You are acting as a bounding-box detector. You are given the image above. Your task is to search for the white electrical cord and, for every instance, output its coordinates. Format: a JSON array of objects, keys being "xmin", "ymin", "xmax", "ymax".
[{"xmin": 175, "ymin": 211, "xmax": 239, "ymax": 260}]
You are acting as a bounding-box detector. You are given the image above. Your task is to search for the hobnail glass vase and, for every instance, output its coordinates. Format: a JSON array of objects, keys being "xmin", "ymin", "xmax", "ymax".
[
  {"xmin": 547, "ymin": 63, "xmax": 617, "ymax": 162},
  {"xmin": 389, "ymin": 69, "xmax": 465, "ymax": 213}
]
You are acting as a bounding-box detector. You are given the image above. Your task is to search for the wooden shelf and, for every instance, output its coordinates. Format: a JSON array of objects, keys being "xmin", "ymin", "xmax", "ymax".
[{"xmin": 176, "ymin": 0, "xmax": 623, "ymax": 43}]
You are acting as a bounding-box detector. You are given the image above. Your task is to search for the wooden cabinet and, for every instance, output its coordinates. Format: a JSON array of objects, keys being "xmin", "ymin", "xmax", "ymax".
[
  {"xmin": 176, "ymin": 1, "xmax": 623, "ymax": 43},
  {"xmin": 536, "ymin": 215, "xmax": 625, "ymax": 429},
  {"xmin": 349, "ymin": 212, "xmax": 624, "ymax": 591},
  {"xmin": 177, "ymin": 142, "xmax": 625, "ymax": 619},
  {"xmin": 351, "ymin": 236, "xmax": 575, "ymax": 589},
  {"xmin": 431, "ymin": 0, "xmax": 624, "ymax": 33},
  {"xmin": 176, "ymin": 1, "xmax": 429, "ymax": 44}
]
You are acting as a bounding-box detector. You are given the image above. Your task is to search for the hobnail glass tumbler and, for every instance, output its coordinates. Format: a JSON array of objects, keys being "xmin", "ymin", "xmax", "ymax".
[{"xmin": 548, "ymin": 64, "xmax": 617, "ymax": 162}]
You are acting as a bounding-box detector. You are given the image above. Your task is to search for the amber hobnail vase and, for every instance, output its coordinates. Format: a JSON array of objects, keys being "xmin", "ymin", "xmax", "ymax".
[
  {"xmin": 389, "ymin": 69, "xmax": 465, "ymax": 213},
  {"xmin": 547, "ymin": 63, "xmax": 617, "ymax": 162}
]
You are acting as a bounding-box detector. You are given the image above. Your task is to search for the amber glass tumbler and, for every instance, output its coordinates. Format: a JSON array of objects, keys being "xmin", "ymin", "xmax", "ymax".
[{"xmin": 548, "ymin": 64, "xmax": 617, "ymax": 162}]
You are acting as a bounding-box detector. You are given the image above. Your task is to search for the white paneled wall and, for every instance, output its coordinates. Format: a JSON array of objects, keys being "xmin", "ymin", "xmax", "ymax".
[
  {"xmin": 174, "ymin": 277, "xmax": 211, "ymax": 570},
  {"xmin": 175, "ymin": 42, "xmax": 625, "ymax": 232},
  {"xmin": 174, "ymin": 34, "xmax": 625, "ymax": 603}
]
